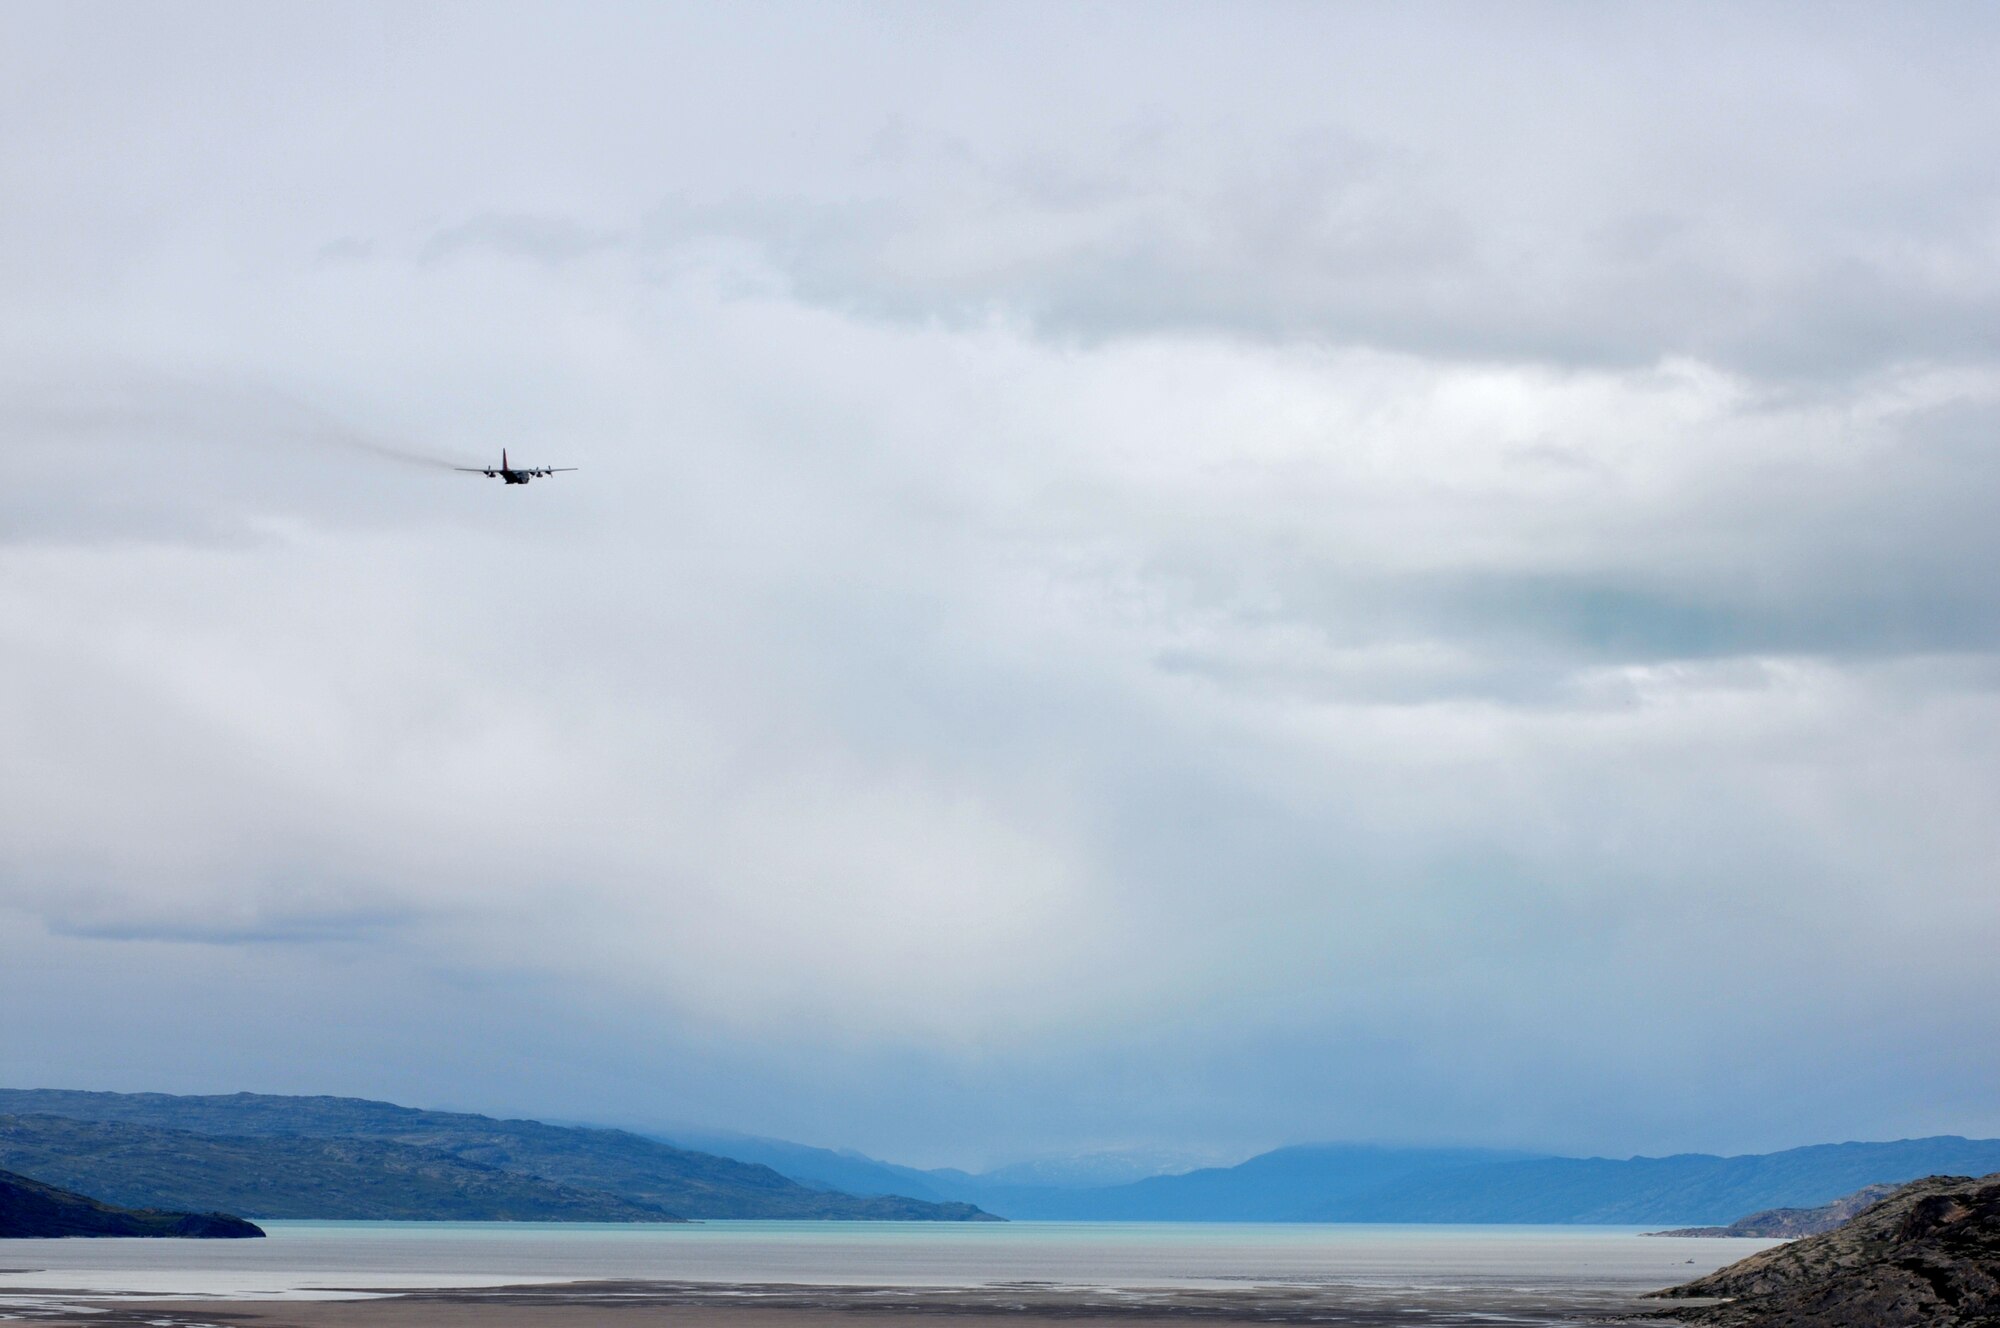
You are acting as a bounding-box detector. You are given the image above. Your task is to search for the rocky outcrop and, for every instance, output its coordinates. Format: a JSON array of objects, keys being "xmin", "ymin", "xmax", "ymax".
[
  {"xmin": 0, "ymin": 1166, "xmax": 263, "ymax": 1238},
  {"xmin": 1649, "ymin": 1183, "xmax": 1902, "ymax": 1238},
  {"xmin": 1650, "ymin": 1171, "xmax": 2000, "ymax": 1326}
]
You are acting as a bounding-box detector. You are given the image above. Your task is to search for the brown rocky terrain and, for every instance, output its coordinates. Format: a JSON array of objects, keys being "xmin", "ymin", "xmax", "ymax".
[{"xmin": 1650, "ymin": 1171, "xmax": 2000, "ymax": 1326}]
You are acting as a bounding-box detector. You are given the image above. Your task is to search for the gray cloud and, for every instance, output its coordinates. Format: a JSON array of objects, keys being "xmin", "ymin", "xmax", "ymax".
[
  {"xmin": 3, "ymin": 1, "xmax": 1999, "ymax": 1166},
  {"xmin": 421, "ymin": 213, "xmax": 624, "ymax": 267},
  {"xmin": 566, "ymin": 5, "xmax": 2000, "ymax": 379},
  {"xmin": 667, "ymin": 145, "xmax": 2000, "ymax": 376}
]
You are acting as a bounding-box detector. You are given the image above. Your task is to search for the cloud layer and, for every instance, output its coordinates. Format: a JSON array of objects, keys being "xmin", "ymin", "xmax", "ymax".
[{"xmin": 3, "ymin": 2, "xmax": 1999, "ymax": 1167}]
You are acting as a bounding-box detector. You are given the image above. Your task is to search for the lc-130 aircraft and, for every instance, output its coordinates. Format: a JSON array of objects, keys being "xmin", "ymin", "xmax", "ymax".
[{"xmin": 456, "ymin": 449, "xmax": 577, "ymax": 484}]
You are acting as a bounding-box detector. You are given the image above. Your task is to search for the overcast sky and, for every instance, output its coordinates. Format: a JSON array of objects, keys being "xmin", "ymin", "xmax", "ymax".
[{"xmin": 4, "ymin": 1, "xmax": 2000, "ymax": 1171}]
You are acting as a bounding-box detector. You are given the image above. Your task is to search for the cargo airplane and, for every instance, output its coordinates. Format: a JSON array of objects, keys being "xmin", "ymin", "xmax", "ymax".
[{"xmin": 456, "ymin": 449, "xmax": 577, "ymax": 484}]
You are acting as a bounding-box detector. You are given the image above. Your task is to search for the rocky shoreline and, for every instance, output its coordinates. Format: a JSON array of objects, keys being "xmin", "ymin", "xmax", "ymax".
[
  {"xmin": 1649, "ymin": 1171, "xmax": 2000, "ymax": 1325},
  {"xmin": 1646, "ymin": 1184, "xmax": 1900, "ymax": 1239}
]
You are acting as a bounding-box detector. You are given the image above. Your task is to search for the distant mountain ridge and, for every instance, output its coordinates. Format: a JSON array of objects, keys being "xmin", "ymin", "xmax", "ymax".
[
  {"xmin": 973, "ymin": 1148, "xmax": 1226, "ymax": 1189},
  {"xmin": 1341, "ymin": 1137, "xmax": 2000, "ymax": 1224},
  {"xmin": 932, "ymin": 1137, "xmax": 2000, "ymax": 1224},
  {"xmin": 938, "ymin": 1144, "xmax": 1543, "ymax": 1220},
  {"xmin": 658, "ymin": 1128, "xmax": 955, "ymax": 1202},
  {"xmin": 0, "ymin": 1090, "xmax": 994, "ymax": 1222},
  {"xmin": 657, "ymin": 1130, "xmax": 2000, "ymax": 1226},
  {"xmin": 1649, "ymin": 1182, "xmax": 1904, "ymax": 1238},
  {"xmin": 14, "ymin": 1089, "xmax": 1996, "ymax": 1227},
  {"xmin": 650, "ymin": 1132, "xmax": 1224, "ymax": 1201}
]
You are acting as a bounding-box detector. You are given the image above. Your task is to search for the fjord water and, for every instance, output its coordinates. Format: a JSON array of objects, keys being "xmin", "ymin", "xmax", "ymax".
[{"xmin": 0, "ymin": 1219, "xmax": 1772, "ymax": 1300}]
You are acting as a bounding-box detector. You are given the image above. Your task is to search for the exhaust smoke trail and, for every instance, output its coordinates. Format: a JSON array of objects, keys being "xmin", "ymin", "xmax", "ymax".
[
  {"xmin": 291, "ymin": 421, "xmax": 467, "ymax": 472},
  {"xmin": 6, "ymin": 368, "xmax": 491, "ymax": 479}
]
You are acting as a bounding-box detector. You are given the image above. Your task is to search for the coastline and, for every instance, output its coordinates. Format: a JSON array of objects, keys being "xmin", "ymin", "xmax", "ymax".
[{"xmin": 13, "ymin": 1277, "xmax": 1714, "ymax": 1328}]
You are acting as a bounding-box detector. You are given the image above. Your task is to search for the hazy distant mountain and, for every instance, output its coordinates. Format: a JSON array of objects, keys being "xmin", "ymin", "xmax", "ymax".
[
  {"xmin": 676, "ymin": 1129, "xmax": 2000, "ymax": 1225},
  {"xmin": 657, "ymin": 1128, "xmax": 954, "ymax": 1201},
  {"xmin": 0, "ymin": 1091, "xmax": 995, "ymax": 1221},
  {"xmin": 924, "ymin": 1137, "xmax": 2000, "ymax": 1224},
  {"xmin": 21, "ymin": 1089, "xmax": 1995, "ymax": 1227},
  {"xmin": 971, "ymin": 1147, "xmax": 1227, "ymax": 1189},
  {"xmin": 655, "ymin": 1133, "xmax": 1220, "ymax": 1200},
  {"xmin": 941, "ymin": 1144, "xmax": 1540, "ymax": 1220},
  {"xmin": 656, "ymin": 1134, "xmax": 1528, "ymax": 1219},
  {"xmin": 1338, "ymin": 1138, "xmax": 2000, "ymax": 1224}
]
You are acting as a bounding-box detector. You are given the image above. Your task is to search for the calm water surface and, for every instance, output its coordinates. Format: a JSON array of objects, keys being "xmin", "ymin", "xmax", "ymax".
[{"xmin": 0, "ymin": 1220, "xmax": 1774, "ymax": 1301}]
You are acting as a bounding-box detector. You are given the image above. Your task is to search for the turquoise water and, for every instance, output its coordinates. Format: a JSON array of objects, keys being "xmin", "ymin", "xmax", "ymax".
[{"xmin": 0, "ymin": 1219, "xmax": 1773, "ymax": 1301}]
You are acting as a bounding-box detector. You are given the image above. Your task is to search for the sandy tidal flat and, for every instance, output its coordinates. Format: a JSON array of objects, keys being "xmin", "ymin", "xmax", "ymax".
[{"xmin": 13, "ymin": 1276, "xmax": 1723, "ymax": 1328}]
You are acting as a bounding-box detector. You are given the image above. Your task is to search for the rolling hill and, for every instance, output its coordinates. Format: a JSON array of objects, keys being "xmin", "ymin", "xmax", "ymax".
[
  {"xmin": 661, "ymin": 1130, "xmax": 2000, "ymax": 1225},
  {"xmin": 1331, "ymin": 1138, "xmax": 2000, "ymax": 1224},
  {"xmin": 0, "ymin": 1091, "xmax": 994, "ymax": 1221},
  {"xmin": 0, "ymin": 1165, "xmax": 264, "ymax": 1238},
  {"xmin": 19, "ymin": 1088, "xmax": 1995, "ymax": 1226},
  {"xmin": 0, "ymin": 1114, "xmax": 681, "ymax": 1221}
]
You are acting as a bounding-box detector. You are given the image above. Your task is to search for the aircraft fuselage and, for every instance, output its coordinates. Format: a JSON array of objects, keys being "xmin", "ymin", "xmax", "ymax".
[{"xmin": 457, "ymin": 449, "xmax": 575, "ymax": 485}]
